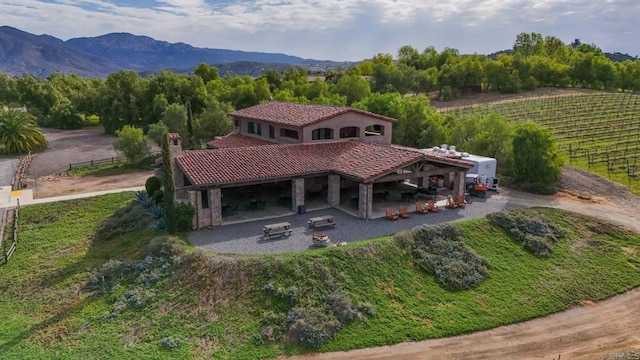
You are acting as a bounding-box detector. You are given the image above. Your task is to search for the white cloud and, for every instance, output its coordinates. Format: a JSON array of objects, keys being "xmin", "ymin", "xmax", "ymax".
[{"xmin": 1, "ymin": 0, "xmax": 638, "ymax": 60}]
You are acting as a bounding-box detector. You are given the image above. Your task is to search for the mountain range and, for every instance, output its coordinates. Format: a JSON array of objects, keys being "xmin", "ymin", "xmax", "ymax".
[{"xmin": 0, "ymin": 26, "xmax": 347, "ymax": 78}]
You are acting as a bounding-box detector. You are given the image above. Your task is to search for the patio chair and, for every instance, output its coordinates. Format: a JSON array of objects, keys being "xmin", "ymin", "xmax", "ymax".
[
  {"xmin": 416, "ymin": 202, "xmax": 429, "ymax": 214},
  {"xmin": 398, "ymin": 205, "xmax": 411, "ymax": 219},
  {"xmin": 456, "ymin": 195, "xmax": 467, "ymax": 208},
  {"xmin": 385, "ymin": 207, "xmax": 399, "ymax": 220},
  {"xmin": 446, "ymin": 196, "xmax": 458, "ymax": 209},
  {"xmin": 427, "ymin": 200, "xmax": 439, "ymax": 213}
]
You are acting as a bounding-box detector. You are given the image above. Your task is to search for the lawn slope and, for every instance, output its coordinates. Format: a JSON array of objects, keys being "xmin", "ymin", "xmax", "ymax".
[{"xmin": 1, "ymin": 194, "xmax": 639, "ymax": 359}]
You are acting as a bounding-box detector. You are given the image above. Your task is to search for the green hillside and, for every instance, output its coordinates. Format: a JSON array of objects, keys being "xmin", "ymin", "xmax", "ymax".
[
  {"xmin": 1, "ymin": 193, "xmax": 639, "ymax": 359},
  {"xmin": 441, "ymin": 92, "xmax": 640, "ymax": 194}
]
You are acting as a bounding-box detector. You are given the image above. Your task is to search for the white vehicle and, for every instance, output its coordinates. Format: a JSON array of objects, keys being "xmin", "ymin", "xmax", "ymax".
[{"xmin": 460, "ymin": 153, "xmax": 499, "ymax": 191}]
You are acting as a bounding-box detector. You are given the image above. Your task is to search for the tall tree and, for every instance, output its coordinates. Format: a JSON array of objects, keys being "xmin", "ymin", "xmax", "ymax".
[
  {"xmin": 510, "ymin": 121, "xmax": 563, "ymax": 194},
  {"xmin": 161, "ymin": 134, "xmax": 177, "ymax": 234}
]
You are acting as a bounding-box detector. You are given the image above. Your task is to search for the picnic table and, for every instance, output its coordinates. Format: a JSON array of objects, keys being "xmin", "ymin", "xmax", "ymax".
[
  {"xmin": 263, "ymin": 222, "xmax": 292, "ymax": 239},
  {"xmin": 307, "ymin": 215, "xmax": 336, "ymax": 229}
]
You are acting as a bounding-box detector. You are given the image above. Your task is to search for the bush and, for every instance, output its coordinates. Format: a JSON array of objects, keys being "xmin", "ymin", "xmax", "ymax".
[
  {"xmin": 145, "ymin": 176, "xmax": 162, "ymax": 196},
  {"xmin": 487, "ymin": 209, "xmax": 565, "ymax": 257},
  {"xmin": 285, "ymin": 306, "xmax": 340, "ymax": 349},
  {"xmin": 93, "ymin": 202, "xmax": 153, "ymax": 241},
  {"xmin": 441, "ymin": 85, "xmax": 454, "ymax": 101},
  {"xmin": 175, "ymin": 202, "xmax": 195, "ymax": 232},
  {"xmin": 406, "ymin": 224, "xmax": 489, "ymax": 290},
  {"xmin": 159, "ymin": 336, "xmax": 184, "ymax": 350}
]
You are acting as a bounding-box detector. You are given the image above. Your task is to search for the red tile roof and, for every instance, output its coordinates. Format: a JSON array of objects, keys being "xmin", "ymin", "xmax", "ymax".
[
  {"xmin": 176, "ymin": 141, "xmax": 472, "ymax": 187},
  {"xmin": 207, "ymin": 133, "xmax": 276, "ymax": 149},
  {"xmin": 168, "ymin": 133, "xmax": 181, "ymax": 141},
  {"xmin": 230, "ymin": 101, "xmax": 397, "ymax": 128}
]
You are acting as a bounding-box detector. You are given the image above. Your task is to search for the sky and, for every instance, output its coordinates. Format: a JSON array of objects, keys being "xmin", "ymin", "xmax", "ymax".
[{"xmin": 2, "ymin": 0, "xmax": 639, "ymax": 61}]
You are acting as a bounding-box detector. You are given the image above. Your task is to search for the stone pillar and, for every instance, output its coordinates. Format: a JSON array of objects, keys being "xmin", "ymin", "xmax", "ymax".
[
  {"xmin": 292, "ymin": 178, "xmax": 305, "ymax": 212},
  {"xmin": 210, "ymin": 188, "xmax": 222, "ymax": 226},
  {"xmin": 417, "ymin": 176, "xmax": 424, "ymax": 188},
  {"xmin": 188, "ymin": 191, "xmax": 198, "ymax": 229},
  {"xmin": 453, "ymin": 171, "xmax": 467, "ymax": 198},
  {"xmin": 327, "ymin": 175, "xmax": 340, "ymax": 206},
  {"xmin": 358, "ymin": 183, "xmax": 373, "ymax": 219}
]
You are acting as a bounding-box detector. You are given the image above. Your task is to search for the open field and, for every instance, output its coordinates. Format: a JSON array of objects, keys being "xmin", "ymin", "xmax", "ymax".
[
  {"xmin": 1, "ymin": 193, "xmax": 640, "ymax": 359},
  {"xmin": 439, "ymin": 92, "xmax": 640, "ymax": 195}
]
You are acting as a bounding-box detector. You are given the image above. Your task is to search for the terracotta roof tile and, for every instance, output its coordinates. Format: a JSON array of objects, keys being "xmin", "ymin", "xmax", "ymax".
[
  {"xmin": 168, "ymin": 133, "xmax": 181, "ymax": 140},
  {"xmin": 230, "ymin": 101, "xmax": 397, "ymax": 127},
  {"xmin": 176, "ymin": 141, "xmax": 471, "ymax": 187},
  {"xmin": 207, "ymin": 134, "xmax": 277, "ymax": 149}
]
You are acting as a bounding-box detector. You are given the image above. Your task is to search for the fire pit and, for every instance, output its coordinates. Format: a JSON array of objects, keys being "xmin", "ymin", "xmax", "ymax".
[{"xmin": 312, "ymin": 232, "xmax": 331, "ymax": 247}]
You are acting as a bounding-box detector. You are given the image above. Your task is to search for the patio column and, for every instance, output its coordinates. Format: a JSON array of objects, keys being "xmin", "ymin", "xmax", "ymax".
[
  {"xmin": 292, "ymin": 178, "xmax": 305, "ymax": 212},
  {"xmin": 188, "ymin": 191, "xmax": 198, "ymax": 229},
  {"xmin": 417, "ymin": 176, "xmax": 424, "ymax": 189},
  {"xmin": 453, "ymin": 171, "xmax": 466, "ymax": 198},
  {"xmin": 210, "ymin": 188, "xmax": 222, "ymax": 227},
  {"xmin": 358, "ymin": 183, "xmax": 373, "ymax": 219},
  {"xmin": 327, "ymin": 175, "xmax": 340, "ymax": 206}
]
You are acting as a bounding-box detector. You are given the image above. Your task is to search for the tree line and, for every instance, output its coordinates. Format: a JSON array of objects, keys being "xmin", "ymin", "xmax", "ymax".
[{"xmin": 3, "ymin": 32, "xmax": 629, "ymax": 193}]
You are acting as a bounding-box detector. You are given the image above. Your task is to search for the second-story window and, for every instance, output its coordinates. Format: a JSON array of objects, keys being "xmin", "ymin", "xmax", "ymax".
[
  {"xmin": 280, "ymin": 128, "xmax": 299, "ymax": 139},
  {"xmin": 312, "ymin": 128, "xmax": 334, "ymax": 140},
  {"xmin": 248, "ymin": 121, "xmax": 261, "ymax": 135},
  {"xmin": 269, "ymin": 125, "xmax": 275, "ymax": 138}
]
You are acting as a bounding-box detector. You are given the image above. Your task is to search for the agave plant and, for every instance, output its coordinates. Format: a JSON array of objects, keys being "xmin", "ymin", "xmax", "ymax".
[
  {"xmin": 0, "ymin": 109, "xmax": 48, "ymax": 155},
  {"xmin": 134, "ymin": 191, "xmax": 156, "ymax": 209},
  {"xmin": 147, "ymin": 203, "xmax": 165, "ymax": 219}
]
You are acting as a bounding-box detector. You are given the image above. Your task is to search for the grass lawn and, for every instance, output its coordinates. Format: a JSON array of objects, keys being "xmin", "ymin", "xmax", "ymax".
[{"xmin": 1, "ymin": 194, "xmax": 639, "ymax": 359}]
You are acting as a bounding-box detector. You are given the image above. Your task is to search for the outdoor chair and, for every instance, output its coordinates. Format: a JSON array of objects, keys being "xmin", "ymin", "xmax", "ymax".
[
  {"xmin": 427, "ymin": 200, "xmax": 439, "ymax": 213},
  {"xmin": 456, "ymin": 195, "xmax": 467, "ymax": 208},
  {"xmin": 416, "ymin": 202, "xmax": 429, "ymax": 214},
  {"xmin": 399, "ymin": 205, "xmax": 411, "ymax": 219},
  {"xmin": 385, "ymin": 207, "xmax": 399, "ymax": 220}
]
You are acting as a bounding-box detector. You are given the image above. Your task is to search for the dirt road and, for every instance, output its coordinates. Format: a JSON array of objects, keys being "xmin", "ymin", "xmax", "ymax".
[{"xmin": 296, "ymin": 288, "xmax": 640, "ymax": 360}]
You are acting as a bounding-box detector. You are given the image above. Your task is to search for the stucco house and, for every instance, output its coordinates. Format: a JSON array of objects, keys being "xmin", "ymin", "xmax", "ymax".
[{"xmin": 169, "ymin": 101, "xmax": 472, "ymax": 229}]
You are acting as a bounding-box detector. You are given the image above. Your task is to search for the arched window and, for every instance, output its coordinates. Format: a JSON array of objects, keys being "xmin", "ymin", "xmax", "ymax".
[
  {"xmin": 365, "ymin": 124, "xmax": 385, "ymax": 136},
  {"xmin": 312, "ymin": 128, "xmax": 334, "ymax": 140},
  {"xmin": 339, "ymin": 126, "xmax": 359, "ymax": 139}
]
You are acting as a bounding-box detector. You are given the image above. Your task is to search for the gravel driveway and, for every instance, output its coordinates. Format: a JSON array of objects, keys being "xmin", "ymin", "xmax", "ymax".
[
  {"xmin": 32, "ymin": 128, "xmax": 119, "ymax": 176},
  {"xmin": 189, "ymin": 191, "xmax": 530, "ymax": 255}
]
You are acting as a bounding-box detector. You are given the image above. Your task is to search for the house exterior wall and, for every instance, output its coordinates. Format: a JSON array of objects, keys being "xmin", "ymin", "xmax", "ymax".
[
  {"xmin": 233, "ymin": 112, "xmax": 393, "ymax": 145},
  {"xmin": 302, "ymin": 113, "xmax": 392, "ymax": 145},
  {"xmin": 235, "ymin": 117, "xmax": 302, "ymax": 144}
]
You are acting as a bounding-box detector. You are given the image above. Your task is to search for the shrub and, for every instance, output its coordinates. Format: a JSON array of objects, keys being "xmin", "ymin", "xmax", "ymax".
[
  {"xmin": 407, "ymin": 224, "xmax": 489, "ymax": 290},
  {"xmin": 93, "ymin": 202, "xmax": 153, "ymax": 241},
  {"xmin": 441, "ymin": 85, "xmax": 454, "ymax": 101},
  {"xmin": 145, "ymin": 176, "xmax": 162, "ymax": 196},
  {"xmin": 285, "ymin": 306, "xmax": 340, "ymax": 349},
  {"xmin": 487, "ymin": 209, "xmax": 565, "ymax": 257},
  {"xmin": 159, "ymin": 336, "xmax": 184, "ymax": 350},
  {"xmin": 175, "ymin": 202, "xmax": 195, "ymax": 232}
]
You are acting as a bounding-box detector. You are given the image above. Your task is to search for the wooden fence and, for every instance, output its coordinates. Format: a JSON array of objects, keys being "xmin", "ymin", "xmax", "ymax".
[
  {"xmin": 69, "ymin": 156, "xmax": 125, "ymax": 170},
  {"xmin": 0, "ymin": 200, "xmax": 20, "ymax": 266}
]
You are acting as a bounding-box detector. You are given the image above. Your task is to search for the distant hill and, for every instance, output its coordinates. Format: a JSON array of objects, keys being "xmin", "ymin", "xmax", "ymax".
[
  {"xmin": 65, "ymin": 32, "xmax": 307, "ymax": 72},
  {"xmin": 0, "ymin": 26, "xmax": 348, "ymax": 78},
  {"xmin": 0, "ymin": 26, "xmax": 120, "ymax": 77}
]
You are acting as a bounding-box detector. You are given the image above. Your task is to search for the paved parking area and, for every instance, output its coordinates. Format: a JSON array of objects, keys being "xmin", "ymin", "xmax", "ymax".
[{"xmin": 188, "ymin": 192, "xmax": 526, "ymax": 255}]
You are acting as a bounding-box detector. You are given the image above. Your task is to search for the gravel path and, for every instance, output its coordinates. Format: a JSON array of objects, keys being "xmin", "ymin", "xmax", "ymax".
[{"xmin": 189, "ymin": 191, "xmax": 526, "ymax": 255}]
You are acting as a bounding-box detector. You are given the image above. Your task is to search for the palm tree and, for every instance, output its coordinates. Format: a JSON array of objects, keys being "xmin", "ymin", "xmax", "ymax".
[{"xmin": 0, "ymin": 109, "xmax": 48, "ymax": 155}]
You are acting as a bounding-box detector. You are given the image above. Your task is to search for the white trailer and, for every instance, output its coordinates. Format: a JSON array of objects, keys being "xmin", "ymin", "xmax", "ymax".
[{"xmin": 461, "ymin": 153, "xmax": 499, "ymax": 191}]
